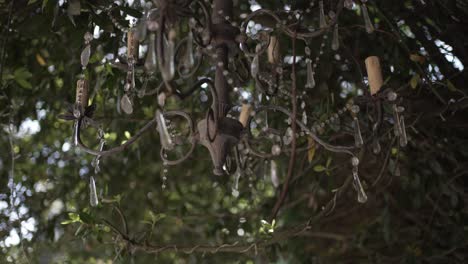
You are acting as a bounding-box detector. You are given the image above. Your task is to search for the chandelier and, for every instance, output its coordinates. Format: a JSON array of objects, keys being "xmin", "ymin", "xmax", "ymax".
[{"xmin": 59, "ymin": 0, "xmax": 408, "ymax": 217}]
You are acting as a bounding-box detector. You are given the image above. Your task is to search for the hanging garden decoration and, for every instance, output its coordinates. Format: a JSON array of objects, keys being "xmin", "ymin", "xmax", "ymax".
[{"xmin": 59, "ymin": 0, "xmax": 408, "ymax": 211}]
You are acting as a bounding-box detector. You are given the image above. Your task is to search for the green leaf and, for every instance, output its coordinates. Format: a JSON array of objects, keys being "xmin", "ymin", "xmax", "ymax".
[
  {"xmin": 42, "ymin": 0, "xmax": 49, "ymax": 10},
  {"xmin": 14, "ymin": 67, "xmax": 33, "ymax": 80},
  {"xmin": 16, "ymin": 79, "xmax": 32, "ymax": 89},
  {"xmin": 446, "ymin": 80, "xmax": 457, "ymax": 92},
  {"xmin": 326, "ymin": 157, "xmax": 332, "ymax": 168},
  {"xmin": 61, "ymin": 220, "xmax": 73, "ymax": 225},
  {"xmin": 409, "ymin": 74, "xmax": 420, "ymax": 89},
  {"xmin": 313, "ymin": 165, "xmax": 326, "ymax": 172}
]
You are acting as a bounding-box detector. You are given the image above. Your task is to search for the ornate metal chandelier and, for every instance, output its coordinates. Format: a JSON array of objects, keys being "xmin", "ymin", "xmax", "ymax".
[{"xmin": 60, "ymin": 0, "xmax": 408, "ymax": 215}]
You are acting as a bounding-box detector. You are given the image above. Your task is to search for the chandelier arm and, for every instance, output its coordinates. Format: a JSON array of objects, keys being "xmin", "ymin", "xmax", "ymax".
[
  {"xmin": 175, "ymin": 35, "xmax": 204, "ymax": 79},
  {"xmin": 240, "ymin": 0, "xmax": 345, "ymax": 41},
  {"xmin": 73, "ymin": 117, "xmax": 157, "ymax": 157},
  {"xmin": 159, "ymin": 110, "xmax": 198, "ymax": 165},
  {"xmin": 239, "ymin": 34, "xmax": 270, "ymax": 58},
  {"xmin": 243, "ymin": 125, "xmax": 284, "ymax": 159},
  {"xmin": 141, "ymin": 81, "xmax": 165, "ymax": 97},
  {"xmin": 160, "ymin": 137, "xmax": 197, "ymax": 165},
  {"xmin": 174, "ymin": 77, "xmax": 214, "ymax": 99},
  {"xmin": 252, "ymin": 105, "xmax": 355, "ymax": 157},
  {"xmin": 190, "ymin": 0, "xmax": 212, "ymax": 48}
]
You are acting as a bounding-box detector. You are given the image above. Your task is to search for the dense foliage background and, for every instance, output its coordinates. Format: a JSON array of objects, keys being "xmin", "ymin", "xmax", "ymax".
[{"xmin": 1, "ymin": 0, "xmax": 468, "ymax": 263}]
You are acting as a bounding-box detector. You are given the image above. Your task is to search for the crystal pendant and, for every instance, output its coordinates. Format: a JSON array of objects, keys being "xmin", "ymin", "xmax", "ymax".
[
  {"xmin": 156, "ymin": 110, "xmax": 174, "ymax": 150},
  {"xmin": 232, "ymin": 167, "xmax": 241, "ymax": 197},
  {"xmin": 332, "ymin": 24, "xmax": 340, "ymax": 51},
  {"xmin": 283, "ymin": 127, "xmax": 293, "ymax": 145},
  {"xmin": 399, "ymin": 115, "xmax": 408, "ymax": 147},
  {"xmin": 372, "ymin": 138, "xmax": 381, "ymax": 154},
  {"xmin": 394, "ymin": 164, "xmax": 401, "ymax": 176},
  {"xmin": 319, "ymin": 1, "xmax": 327, "ymax": 28},
  {"xmin": 305, "ymin": 59, "xmax": 316, "ymax": 89},
  {"xmin": 184, "ymin": 31, "xmax": 195, "ymax": 70},
  {"xmin": 89, "ymin": 176, "xmax": 98, "ymax": 207},
  {"xmin": 302, "ymin": 111, "xmax": 308, "ymax": 125},
  {"xmin": 251, "ymin": 44, "xmax": 261, "ymax": 78},
  {"xmin": 80, "ymin": 45, "xmax": 91, "ymax": 68},
  {"xmin": 352, "ymin": 168, "xmax": 368, "ymax": 203},
  {"xmin": 144, "ymin": 33, "xmax": 158, "ymax": 74},
  {"xmin": 161, "ymin": 35, "xmax": 175, "ymax": 81},
  {"xmin": 270, "ymin": 160, "xmax": 279, "ymax": 188},
  {"xmin": 120, "ymin": 94, "xmax": 133, "ymax": 114},
  {"xmin": 392, "ymin": 104, "xmax": 402, "ymax": 136},
  {"xmin": 353, "ymin": 117, "xmax": 364, "ymax": 147},
  {"xmin": 361, "ymin": 4, "xmax": 374, "ymax": 34}
]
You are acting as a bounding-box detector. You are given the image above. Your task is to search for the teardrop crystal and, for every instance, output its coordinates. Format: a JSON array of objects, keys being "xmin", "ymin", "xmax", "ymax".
[
  {"xmin": 353, "ymin": 117, "xmax": 364, "ymax": 147},
  {"xmin": 271, "ymin": 160, "xmax": 279, "ymax": 188},
  {"xmin": 372, "ymin": 138, "xmax": 381, "ymax": 154},
  {"xmin": 144, "ymin": 33, "xmax": 158, "ymax": 74},
  {"xmin": 302, "ymin": 111, "xmax": 308, "ymax": 125},
  {"xmin": 89, "ymin": 176, "xmax": 98, "ymax": 207},
  {"xmin": 319, "ymin": 1, "xmax": 327, "ymax": 28},
  {"xmin": 156, "ymin": 110, "xmax": 174, "ymax": 150},
  {"xmin": 120, "ymin": 94, "xmax": 133, "ymax": 114},
  {"xmin": 392, "ymin": 104, "xmax": 402, "ymax": 136},
  {"xmin": 305, "ymin": 59, "xmax": 316, "ymax": 88},
  {"xmin": 352, "ymin": 168, "xmax": 367, "ymax": 203},
  {"xmin": 251, "ymin": 44, "xmax": 261, "ymax": 78},
  {"xmin": 184, "ymin": 31, "xmax": 195, "ymax": 70},
  {"xmin": 161, "ymin": 36, "xmax": 175, "ymax": 81},
  {"xmin": 399, "ymin": 115, "xmax": 408, "ymax": 147},
  {"xmin": 80, "ymin": 45, "xmax": 91, "ymax": 68},
  {"xmin": 251, "ymin": 55, "xmax": 259, "ymax": 78},
  {"xmin": 332, "ymin": 24, "xmax": 340, "ymax": 51},
  {"xmin": 361, "ymin": 4, "xmax": 374, "ymax": 34},
  {"xmin": 232, "ymin": 167, "xmax": 241, "ymax": 197}
]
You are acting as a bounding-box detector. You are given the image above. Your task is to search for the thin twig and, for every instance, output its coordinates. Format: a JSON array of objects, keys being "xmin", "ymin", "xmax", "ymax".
[{"xmin": 271, "ymin": 29, "xmax": 298, "ymax": 220}]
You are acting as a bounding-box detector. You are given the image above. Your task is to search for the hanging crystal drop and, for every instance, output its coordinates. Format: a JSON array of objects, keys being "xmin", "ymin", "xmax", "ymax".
[
  {"xmin": 270, "ymin": 160, "xmax": 279, "ymax": 188},
  {"xmin": 283, "ymin": 127, "xmax": 293, "ymax": 145},
  {"xmin": 399, "ymin": 115, "xmax": 408, "ymax": 147},
  {"xmin": 305, "ymin": 59, "xmax": 316, "ymax": 89},
  {"xmin": 352, "ymin": 167, "xmax": 368, "ymax": 203},
  {"xmin": 332, "ymin": 24, "xmax": 340, "ymax": 51},
  {"xmin": 184, "ymin": 31, "xmax": 195, "ymax": 70},
  {"xmin": 302, "ymin": 111, "xmax": 308, "ymax": 125},
  {"xmin": 353, "ymin": 117, "xmax": 364, "ymax": 147},
  {"xmin": 161, "ymin": 34, "xmax": 175, "ymax": 81},
  {"xmin": 89, "ymin": 176, "xmax": 98, "ymax": 207},
  {"xmin": 156, "ymin": 110, "xmax": 174, "ymax": 150},
  {"xmin": 319, "ymin": 1, "xmax": 327, "ymax": 28},
  {"xmin": 251, "ymin": 44, "xmax": 261, "ymax": 78},
  {"xmin": 372, "ymin": 138, "xmax": 381, "ymax": 154},
  {"xmin": 144, "ymin": 33, "xmax": 158, "ymax": 74},
  {"xmin": 80, "ymin": 45, "xmax": 91, "ymax": 68},
  {"xmin": 361, "ymin": 4, "xmax": 374, "ymax": 34},
  {"xmin": 232, "ymin": 167, "xmax": 241, "ymax": 197},
  {"xmin": 120, "ymin": 94, "xmax": 133, "ymax": 114},
  {"xmin": 392, "ymin": 104, "xmax": 402, "ymax": 136}
]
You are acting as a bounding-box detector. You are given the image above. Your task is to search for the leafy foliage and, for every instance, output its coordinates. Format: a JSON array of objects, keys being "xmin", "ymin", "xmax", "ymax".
[{"xmin": 1, "ymin": 0, "xmax": 468, "ymax": 263}]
